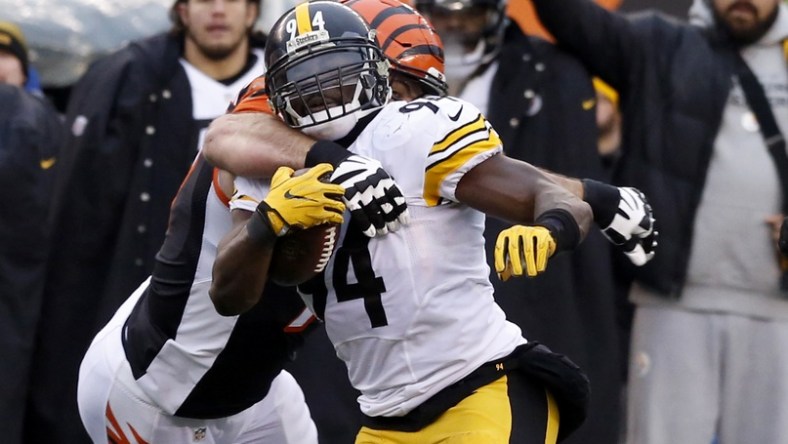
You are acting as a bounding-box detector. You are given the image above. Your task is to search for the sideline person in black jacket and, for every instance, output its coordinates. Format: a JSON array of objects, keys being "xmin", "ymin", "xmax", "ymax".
[
  {"xmin": 0, "ymin": 24, "xmax": 64, "ymax": 441},
  {"xmin": 25, "ymin": 1, "xmax": 267, "ymax": 442},
  {"xmin": 412, "ymin": 1, "xmax": 652, "ymax": 442},
  {"xmin": 532, "ymin": 0, "xmax": 788, "ymax": 442}
]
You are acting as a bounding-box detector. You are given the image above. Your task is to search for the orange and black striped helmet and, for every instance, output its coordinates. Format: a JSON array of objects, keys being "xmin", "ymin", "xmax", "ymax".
[{"xmin": 342, "ymin": 0, "xmax": 447, "ymax": 96}]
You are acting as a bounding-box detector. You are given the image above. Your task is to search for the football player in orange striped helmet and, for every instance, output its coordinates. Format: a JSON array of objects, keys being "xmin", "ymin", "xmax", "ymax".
[{"xmin": 342, "ymin": 0, "xmax": 448, "ymax": 98}]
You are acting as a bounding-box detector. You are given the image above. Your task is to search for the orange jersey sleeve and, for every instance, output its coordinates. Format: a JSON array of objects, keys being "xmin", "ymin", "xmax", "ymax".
[{"xmin": 227, "ymin": 75, "xmax": 274, "ymax": 115}]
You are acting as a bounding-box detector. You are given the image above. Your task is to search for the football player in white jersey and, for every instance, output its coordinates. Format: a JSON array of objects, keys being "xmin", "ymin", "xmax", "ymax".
[{"xmin": 209, "ymin": 2, "xmax": 603, "ymax": 442}]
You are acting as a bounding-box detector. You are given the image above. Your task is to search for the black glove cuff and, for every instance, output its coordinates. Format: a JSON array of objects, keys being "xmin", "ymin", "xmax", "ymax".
[
  {"xmin": 582, "ymin": 178, "xmax": 619, "ymax": 227},
  {"xmin": 535, "ymin": 209, "xmax": 581, "ymax": 253},
  {"xmin": 247, "ymin": 203, "xmax": 278, "ymax": 243},
  {"xmin": 305, "ymin": 140, "xmax": 352, "ymax": 168}
]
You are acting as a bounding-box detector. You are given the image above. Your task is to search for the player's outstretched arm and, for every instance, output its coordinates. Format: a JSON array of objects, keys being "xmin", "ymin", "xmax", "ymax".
[
  {"xmin": 210, "ymin": 164, "xmax": 345, "ymax": 316},
  {"xmin": 456, "ymin": 154, "xmax": 591, "ymax": 279},
  {"xmin": 486, "ymin": 170, "xmax": 658, "ymax": 280},
  {"xmin": 534, "ymin": 169, "xmax": 658, "ymax": 267},
  {"xmin": 457, "ymin": 154, "xmax": 593, "ymax": 242}
]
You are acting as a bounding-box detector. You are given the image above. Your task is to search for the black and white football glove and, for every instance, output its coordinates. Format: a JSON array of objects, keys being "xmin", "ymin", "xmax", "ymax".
[
  {"xmin": 583, "ymin": 179, "xmax": 658, "ymax": 266},
  {"xmin": 306, "ymin": 141, "xmax": 410, "ymax": 237}
]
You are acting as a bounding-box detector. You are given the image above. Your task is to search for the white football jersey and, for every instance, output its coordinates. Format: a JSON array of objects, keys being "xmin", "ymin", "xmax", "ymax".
[{"xmin": 233, "ymin": 96, "xmax": 526, "ymax": 418}]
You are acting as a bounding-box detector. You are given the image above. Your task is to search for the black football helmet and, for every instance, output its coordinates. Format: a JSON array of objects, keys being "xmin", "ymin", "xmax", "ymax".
[{"xmin": 265, "ymin": 1, "xmax": 391, "ymax": 139}]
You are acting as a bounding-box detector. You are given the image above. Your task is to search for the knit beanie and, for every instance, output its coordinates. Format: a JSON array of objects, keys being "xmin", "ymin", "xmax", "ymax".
[{"xmin": 0, "ymin": 21, "xmax": 29, "ymax": 78}]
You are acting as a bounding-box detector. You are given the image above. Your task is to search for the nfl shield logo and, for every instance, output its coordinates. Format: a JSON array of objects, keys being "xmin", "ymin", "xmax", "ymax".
[{"xmin": 193, "ymin": 427, "xmax": 207, "ymax": 441}]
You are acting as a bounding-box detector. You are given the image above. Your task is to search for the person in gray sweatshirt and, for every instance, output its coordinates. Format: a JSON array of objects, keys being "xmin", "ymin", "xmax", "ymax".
[{"xmin": 529, "ymin": 0, "xmax": 788, "ymax": 442}]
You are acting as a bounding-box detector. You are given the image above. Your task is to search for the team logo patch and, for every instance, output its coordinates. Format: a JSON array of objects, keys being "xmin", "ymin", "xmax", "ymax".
[
  {"xmin": 193, "ymin": 427, "xmax": 207, "ymax": 442},
  {"xmin": 286, "ymin": 30, "xmax": 329, "ymax": 53}
]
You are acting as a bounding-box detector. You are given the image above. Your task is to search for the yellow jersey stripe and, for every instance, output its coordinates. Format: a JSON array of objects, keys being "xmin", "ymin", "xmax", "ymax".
[
  {"xmin": 232, "ymin": 194, "xmax": 260, "ymax": 204},
  {"xmin": 423, "ymin": 134, "xmax": 501, "ymax": 206},
  {"xmin": 295, "ymin": 3, "xmax": 313, "ymax": 35},
  {"xmin": 429, "ymin": 114, "xmax": 486, "ymax": 156},
  {"xmin": 783, "ymin": 39, "xmax": 787, "ymax": 62},
  {"xmin": 545, "ymin": 389, "xmax": 560, "ymax": 444}
]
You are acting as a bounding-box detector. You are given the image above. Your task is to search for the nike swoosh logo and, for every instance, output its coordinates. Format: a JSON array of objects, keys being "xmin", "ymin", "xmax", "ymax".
[
  {"xmin": 449, "ymin": 106, "xmax": 463, "ymax": 122},
  {"xmin": 40, "ymin": 157, "xmax": 57, "ymax": 170},
  {"xmin": 284, "ymin": 190, "xmax": 318, "ymax": 202},
  {"xmin": 582, "ymin": 98, "xmax": 596, "ymax": 110}
]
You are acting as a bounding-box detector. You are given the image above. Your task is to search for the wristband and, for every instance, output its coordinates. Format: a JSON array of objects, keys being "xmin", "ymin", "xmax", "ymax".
[
  {"xmin": 581, "ymin": 179, "xmax": 619, "ymax": 227},
  {"xmin": 305, "ymin": 140, "xmax": 352, "ymax": 168},
  {"xmin": 247, "ymin": 204, "xmax": 280, "ymax": 243},
  {"xmin": 535, "ymin": 209, "xmax": 581, "ymax": 252}
]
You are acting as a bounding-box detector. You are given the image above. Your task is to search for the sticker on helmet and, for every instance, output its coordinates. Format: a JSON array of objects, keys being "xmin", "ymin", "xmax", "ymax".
[{"xmin": 286, "ymin": 29, "xmax": 330, "ymax": 53}]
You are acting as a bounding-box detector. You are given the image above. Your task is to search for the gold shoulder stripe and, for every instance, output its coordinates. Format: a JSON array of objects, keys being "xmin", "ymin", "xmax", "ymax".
[
  {"xmin": 423, "ymin": 132, "xmax": 502, "ymax": 206},
  {"xmin": 295, "ymin": 3, "xmax": 313, "ymax": 35},
  {"xmin": 430, "ymin": 114, "xmax": 486, "ymax": 156}
]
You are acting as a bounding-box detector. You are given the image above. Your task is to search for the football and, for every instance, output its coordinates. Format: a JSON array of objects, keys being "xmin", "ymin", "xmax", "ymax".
[
  {"xmin": 268, "ymin": 223, "xmax": 339, "ymax": 286},
  {"xmin": 267, "ymin": 169, "xmax": 341, "ymax": 287}
]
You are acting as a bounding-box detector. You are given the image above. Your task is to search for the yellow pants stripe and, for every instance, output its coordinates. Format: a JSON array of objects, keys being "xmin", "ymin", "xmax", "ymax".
[{"xmin": 545, "ymin": 390, "xmax": 560, "ymax": 444}]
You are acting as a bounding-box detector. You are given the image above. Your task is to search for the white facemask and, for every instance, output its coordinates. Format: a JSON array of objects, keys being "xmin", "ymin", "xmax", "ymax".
[{"xmin": 301, "ymin": 108, "xmax": 361, "ymax": 141}]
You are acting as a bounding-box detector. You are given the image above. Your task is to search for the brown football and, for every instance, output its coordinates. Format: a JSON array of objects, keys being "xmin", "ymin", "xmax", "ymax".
[
  {"xmin": 268, "ymin": 223, "xmax": 339, "ymax": 286},
  {"xmin": 267, "ymin": 169, "xmax": 341, "ymax": 287}
]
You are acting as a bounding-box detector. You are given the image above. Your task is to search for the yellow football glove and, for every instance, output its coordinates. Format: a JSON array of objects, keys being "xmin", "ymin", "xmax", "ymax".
[
  {"xmin": 258, "ymin": 164, "xmax": 346, "ymax": 236},
  {"xmin": 495, "ymin": 225, "xmax": 557, "ymax": 281}
]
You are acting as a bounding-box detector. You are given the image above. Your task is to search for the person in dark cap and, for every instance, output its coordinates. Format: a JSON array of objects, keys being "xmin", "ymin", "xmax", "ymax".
[
  {"xmin": 0, "ymin": 20, "xmax": 65, "ymax": 444},
  {"xmin": 0, "ymin": 21, "xmax": 29, "ymax": 87}
]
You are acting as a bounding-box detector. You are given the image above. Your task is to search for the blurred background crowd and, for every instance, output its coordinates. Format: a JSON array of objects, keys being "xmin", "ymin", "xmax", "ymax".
[{"xmin": 2, "ymin": 0, "xmax": 688, "ymax": 111}]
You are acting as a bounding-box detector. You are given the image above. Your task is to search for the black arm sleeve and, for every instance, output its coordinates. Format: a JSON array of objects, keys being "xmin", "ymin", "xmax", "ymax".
[{"xmin": 530, "ymin": 0, "xmax": 642, "ymax": 89}]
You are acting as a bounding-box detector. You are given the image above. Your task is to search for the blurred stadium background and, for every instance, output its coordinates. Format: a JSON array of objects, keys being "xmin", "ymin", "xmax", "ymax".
[{"xmin": 0, "ymin": 0, "xmax": 690, "ymax": 94}]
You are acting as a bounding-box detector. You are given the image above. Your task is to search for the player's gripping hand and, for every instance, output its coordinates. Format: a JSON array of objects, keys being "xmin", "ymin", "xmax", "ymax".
[
  {"xmin": 306, "ymin": 141, "xmax": 409, "ymax": 238},
  {"xmin": 582, "ymin": 179, "xmax": 657, "ymax": 266},
  {"xmin": 256, "ymin": 164, "xmax": 346, "ymax": 236},
  {"xmin": 330, "ymin": 154, "xmax": 410, "ymax": 237},
  {"xmin": 495, "ymin": 225, "xmax": 557, "ymax": 281}
]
